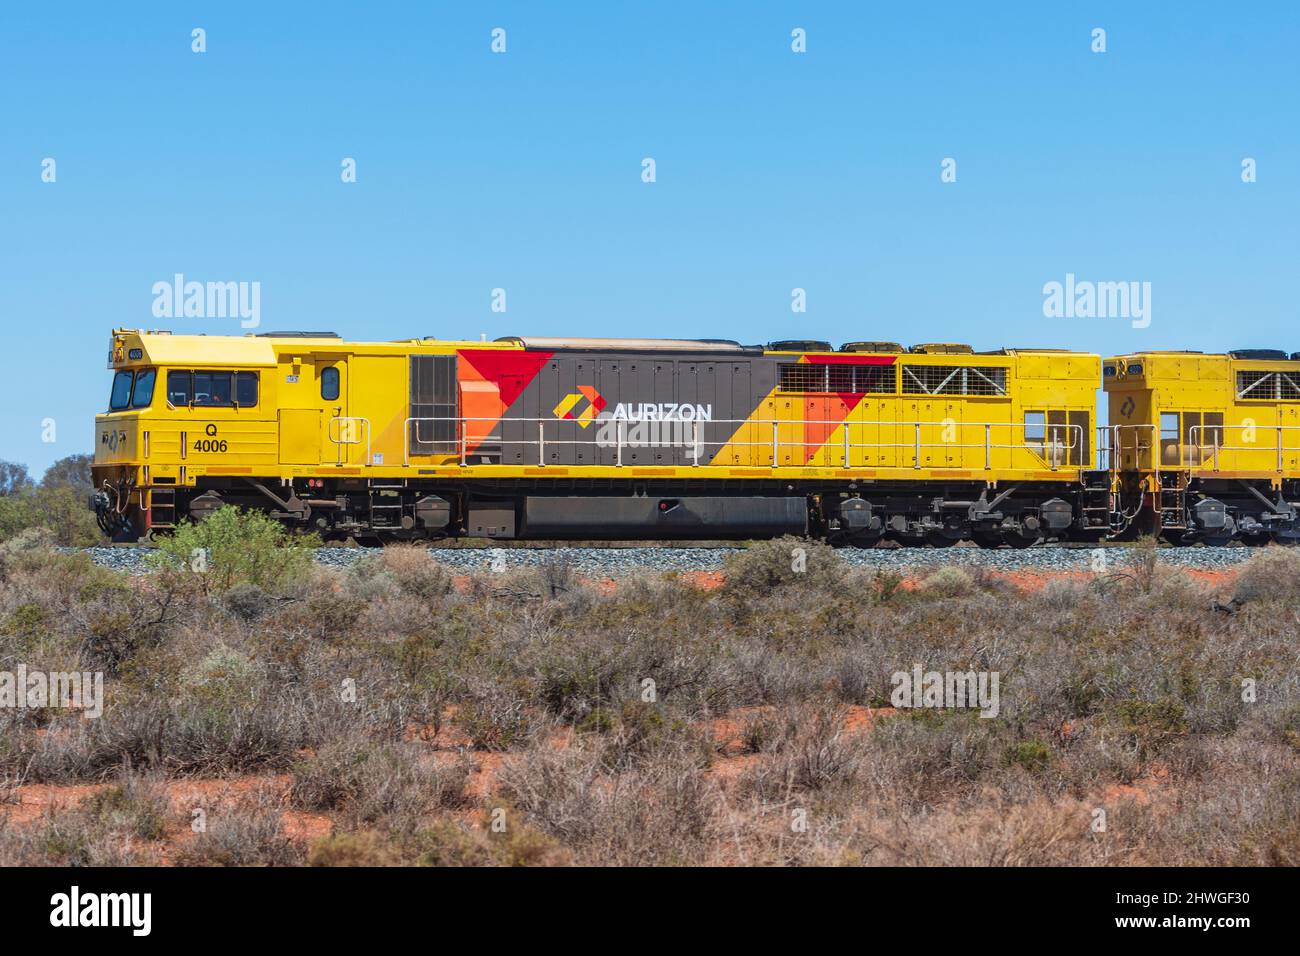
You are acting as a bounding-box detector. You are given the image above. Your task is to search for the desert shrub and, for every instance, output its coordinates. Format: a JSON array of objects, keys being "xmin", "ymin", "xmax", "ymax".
[
  {"xmin": 221, "ymin": 583, "xmax": 277, "ymax": 624},
  {"xmin": 307, "ymin": 830, "xmax": 401, "ymax": 866},
  {"xmin": 80, "ymin": 772, "xmax": 170, "ymax": 840},
  {"xmin": 407, "ymin": 818, "xmax": 571, "ymax": 867},
  {"xmin": 740, "ymin": 703, "xmax": 868, "ymax": 798},
  {"xmin": 0, "ymin": 808, "xmax": 149, "ymax": 866},
  {"xmin": 151, "ymin": 506, "xmax": 318, "ymax": 594},
  {"xmin": 917, "ymin": 566, "xmax": 975, "ymax": 598},
  {"xmin": 866, "ymin": 710, "xmax": 1004, "ymax": 806},
  {"xmin": 722, "ymin": 536, "xmax": 848, "ymax": 597},
  {"xmin": 1106, "ymin": 696, "xmax": 1188, "ymax": 756},
  {"xmin": 0, "ymin": 770, "xmax": 170, "ymax": 866},
  {"xmin": 1039, "ymin": 577, "xmax": 1089, "ymax": 610},
  {"xmin": 590, "ymin": 701, "xmax": 706, "ymax": 772},
  {"xmin": 175, "ymin": 793, "xmax": 303, "ymax": 866},
  {"xmin": 291, "ymin": 737, "xmax": 469, "ymax": 825},
  {"xmin": 1004, "ymin": 739, "xmax": 1053, "ymax": 773},
  {"xmin": 179, "ymin": 645, "xmax": 266, "ymax": 700},
  {"xmin": 479, "ymin": 554, "xmax": 579, "ymax": 603},
  {"xmin": 1126, "ymin": 535, "xmax": 1161, "ymax": 593},
  {"xmin": 870, "ymin": 569, "xmax": 905, "ymax": 603},
  {"xmin": 2, "ymin": 688, "xmax": 320, "ymax": 780},
  {"xmin": 345, "ymin": 553, "xmax": 399, "ymax": 601},
  {"xmin": 351, "ymin": 545, "xmax": 453, "ymax": 602},
  {"xmin": 1233, "ymin": 546, "xmax": 1300, "ymax": 604},
  {"xmin": 0, "ymin": 527, "xmax": 57, "ymax": 567},
  {"xmin": 497, "ymin": 745, "xmax": 712, "ymax": 865}
]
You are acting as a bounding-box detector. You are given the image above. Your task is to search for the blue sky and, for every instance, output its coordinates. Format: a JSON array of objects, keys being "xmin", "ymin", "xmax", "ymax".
[{"xmin": 2, "ymin": 2, "xmax": 1297, "ymax": 473}]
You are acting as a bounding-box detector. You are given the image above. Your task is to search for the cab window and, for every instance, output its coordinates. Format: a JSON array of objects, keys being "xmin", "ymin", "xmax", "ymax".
[
  {"xmin": 1160, "ymin": 412, "xmax": 1180, "ymax": 466},
  {"xmin": 193, "ymin": 371, "xmax": 233, "ymax": 406},
  {"xmin": 168, "ymin": 371, "xmax": 192, "ymax": 405},
  {"xmin": 321, "ymin": 366, "xmax": 340, "ymax": 401},
  {"xmin": 131, "ymin": 368, "xmax": 156, "ymax": 408},
  {"xmin": 109, "ymin": 371, "xmax": 134, "ymax": 411},
  {"xmin": 167, "ymin": 370, "xmax": 257, "ymax": 407},
  {"xmin": 1024, "ymin": 410, "xmax": 1046, "ymax": 443},
  {"xmin": 235, "ymin": 371, "xmax": 258, "ymax": 407}
]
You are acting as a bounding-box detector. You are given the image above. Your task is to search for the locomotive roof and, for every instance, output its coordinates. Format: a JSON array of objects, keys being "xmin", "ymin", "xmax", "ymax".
[{"xmin": 110, "ymin": 328, "xmax": 1099, "ymax": 366}]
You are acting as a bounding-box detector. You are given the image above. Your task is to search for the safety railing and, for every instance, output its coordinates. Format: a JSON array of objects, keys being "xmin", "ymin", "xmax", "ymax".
[
  {"xmin": 327, "ymin": 416, "xmax": 372, "ymax": 466},
  {"xmin": 1097, "ymin": 423, "xmax": 1159, "ymax": 477},
  {"xmin": 1187, "ymin": 424, "xmax": 1300, "ymax": 474},
  {"xmin": 402, "ymin": 416, "xmax": 1084, "ymax": 470}
]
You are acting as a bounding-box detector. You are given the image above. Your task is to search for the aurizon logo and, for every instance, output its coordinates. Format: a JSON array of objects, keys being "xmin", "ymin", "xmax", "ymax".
[{"xmin": 553, "ymin": 385, "xmax": 607, "ymax": 428}]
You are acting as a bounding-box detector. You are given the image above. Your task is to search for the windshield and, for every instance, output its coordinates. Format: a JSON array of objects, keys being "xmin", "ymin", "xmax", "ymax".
[
  {"xmin": 109, "ymin": 371, "xmax": 134, "ymax": 411},
  {"xmin": 131, "ymin": 368, "xmax": 156, "ymax": 408}
]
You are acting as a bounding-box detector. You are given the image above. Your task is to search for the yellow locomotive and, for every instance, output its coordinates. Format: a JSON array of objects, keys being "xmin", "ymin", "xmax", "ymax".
[
  {"xmin": 91, "ymin": 329, "xmax": 1107, "ymax": 546},
  {"xmin": 1104, "ymin": 350, "xmax": 1300, "ymax": 544}
]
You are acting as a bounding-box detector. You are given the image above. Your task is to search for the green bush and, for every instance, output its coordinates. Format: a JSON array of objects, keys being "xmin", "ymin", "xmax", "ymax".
[
  {"xmin": 0, "ymin": 485, "xmax": 102, "ymax": 546},
  {"xmin": 152, "ymin": 506, "xmax": 318, "ymax": 593},
  {"xmin": 1004, "ymin": 739, "xmax": 1053, "ymax": 772},
  {"xmin": 1109, "ymin": 696, "xmax": 1189, "ymax": 755}
]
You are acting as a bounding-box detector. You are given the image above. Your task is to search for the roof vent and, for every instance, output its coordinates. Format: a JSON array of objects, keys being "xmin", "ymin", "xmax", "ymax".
[
  {"xmin": 768, "ymin": 340, "xmax": 833, "ymax": 352},
  {"xmin": 909, "ymin": 343, "xmax": 974, "ymax": 355},
  {"xmin": 253, "ymin": 331, "xmax": 341, "ymax": 338},
  {"xmin": 840, "ymin": 341, "xmax": 904, "ymax": 353},
  {"xmin": 1228, "ymin": 349, "xmax": 1289, "ymax": 360}
]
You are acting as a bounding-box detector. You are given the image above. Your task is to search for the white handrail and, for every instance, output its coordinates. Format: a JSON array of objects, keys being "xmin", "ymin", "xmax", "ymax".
[
  {"xmin": 401, "ymin": 415, "xmax": 1086, "ymax": 469},
  {"xmin": 1187, "ymin": 423, "xmax": 1300, "ymax": 474},
  {"xmin": 328, "ymin": 416, "xmax": 371, "ymax": 466}
]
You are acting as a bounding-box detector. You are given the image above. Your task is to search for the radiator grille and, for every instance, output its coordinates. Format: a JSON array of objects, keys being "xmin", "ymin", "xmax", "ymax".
[
  {"xmin": 1237, "ymin": 369, "xmax": 1300, "ymax": 401},
  {"xmin": 409, "ymin": 355, "xmax": 458, "ymax": 453},
  {"xmin": 901, "ymin": 365, "xmax": 1007, "ymax": 396},
  {"xmin": 778, "ymin": 363, "xmax": 896, "ymax": 394}
]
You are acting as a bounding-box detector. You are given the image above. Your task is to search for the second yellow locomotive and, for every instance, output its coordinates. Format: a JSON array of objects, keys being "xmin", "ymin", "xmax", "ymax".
[{"xmin": 1104, "ymin": 349, "xmax": 1300, "ymax": 544}]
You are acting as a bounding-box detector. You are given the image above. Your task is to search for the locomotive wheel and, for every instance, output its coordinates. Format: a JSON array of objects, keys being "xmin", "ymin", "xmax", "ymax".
[
  {"xmin": 971, "ymin": 531, "xmax": 1002, "ymax": 549},
  {"xmin": 1002, "ymin": 531, "xmax": 1041, "ymax": 549},
  {"xmin": 1159, "ymin": 529, "xmax": 1187, "ymax": 546},
  {"xmin": 1242, "ymin": 532, "xmax": 1271, "ymax": 547},
  {"xmin": 924, "ymin": 531, "xmax": 960, "ymax": 548},
  {"xmin": 1202, "ymin": 533, "xmax": 1235, "ymax": 548},
  {"xmin": 1270, "ymin": 533, "xmax": 1299, "ymax": 546},
  {"xmin": 849, "ymin": 533, "xmax": 883, "ymax": 549}
]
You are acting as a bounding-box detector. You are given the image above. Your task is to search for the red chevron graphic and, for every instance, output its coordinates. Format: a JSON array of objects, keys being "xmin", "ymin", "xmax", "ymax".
[{"xmin": 456, "ymin": 348, "xmax": 554, "ymax": 452}]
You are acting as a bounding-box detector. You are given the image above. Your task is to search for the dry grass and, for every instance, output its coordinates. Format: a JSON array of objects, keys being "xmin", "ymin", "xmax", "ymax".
[{"xmin": 2, "ymin": 529, "xmax": 1299, "ymax": 866}]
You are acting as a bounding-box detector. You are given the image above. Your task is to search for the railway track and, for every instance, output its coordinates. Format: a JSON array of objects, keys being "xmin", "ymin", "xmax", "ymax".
[{"xmin": 74, "ymin": 541, "xmax": 1263, "ymax": 577}]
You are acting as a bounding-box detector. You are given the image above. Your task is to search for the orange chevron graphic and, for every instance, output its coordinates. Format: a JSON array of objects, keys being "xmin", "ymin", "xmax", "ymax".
[{"xmin": 553, "ymin": 384, "xmax": 607, "ymax": 428}]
